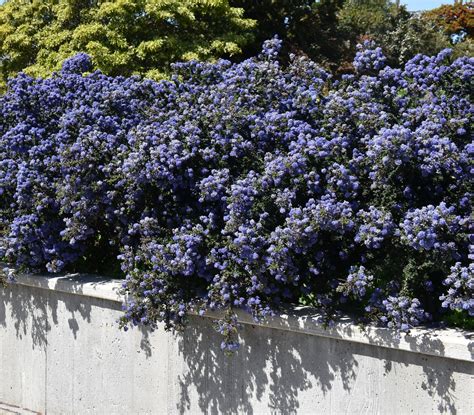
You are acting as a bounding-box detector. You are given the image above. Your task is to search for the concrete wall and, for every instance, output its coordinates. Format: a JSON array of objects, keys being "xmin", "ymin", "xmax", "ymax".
[{"xmin": 0, "ymin": 273, "xmax": 473, "ymax": 415}]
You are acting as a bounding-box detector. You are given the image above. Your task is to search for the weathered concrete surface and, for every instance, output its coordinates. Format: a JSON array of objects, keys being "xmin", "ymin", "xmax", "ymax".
[{"xmin": 1, "ymin": 274, "xmax": 473, "ymax": 415}]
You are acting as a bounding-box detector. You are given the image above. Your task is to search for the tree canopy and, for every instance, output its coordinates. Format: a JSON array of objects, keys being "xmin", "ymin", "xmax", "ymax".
[
  {"xmin": 0, "ymin": 0, "xmax": 472, "ymax": 89},
  {"xmin": 0, "ymin": 0, "xmax": 256, "ymax": 88},
  {"xmin": 424, "ymin": 2, "xmax": 473, "ymax": 40},
  {"xmin": 230, "ymin": 0, "xmax": 346, "ymax": 68}
]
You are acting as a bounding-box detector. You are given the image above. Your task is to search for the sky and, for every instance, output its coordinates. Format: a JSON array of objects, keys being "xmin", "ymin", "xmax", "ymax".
[{"xmin": 401, "ymin": 0, "xmax": 454, "ymax": 11}]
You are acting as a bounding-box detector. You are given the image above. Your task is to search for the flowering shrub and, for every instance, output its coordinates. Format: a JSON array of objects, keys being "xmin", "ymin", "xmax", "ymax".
[{"xmin": 0, "ymin": 39, "xmax": 472, "ymax": 348}]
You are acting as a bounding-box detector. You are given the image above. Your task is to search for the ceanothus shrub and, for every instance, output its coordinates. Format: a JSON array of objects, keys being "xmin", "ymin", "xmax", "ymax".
[{"xmin": 0, "ymin": 39, "xmax": 472, "ymax": 349}]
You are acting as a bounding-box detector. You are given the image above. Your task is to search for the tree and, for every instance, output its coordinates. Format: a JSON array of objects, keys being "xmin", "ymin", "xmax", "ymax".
[
  {"xmin": 335, "ymin": 1, "xmax": 470, "ymax": 70},
  {"xmin": 380, "ymin": 14, "xmax": 451, "ymax": 66},
  {"xmin": 0, "ymin": 0, "xmax": 256, "ymax": 89},
  {"xmin": 230, "ymin": 0, "xmax": 346, "ymax": 68},
  {"xmin": 337, "ymin": 0, "xmax": 409, "ymax": 43},
  {"xmin": 333, "ymin": 0, "xmax": 409, "ymax": 70},
  {"xmin": 424, "ymin": 2, "xmax": 473, "ymax": 41}
]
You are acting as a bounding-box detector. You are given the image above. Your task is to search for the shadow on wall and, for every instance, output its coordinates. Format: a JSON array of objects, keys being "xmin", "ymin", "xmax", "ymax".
[
  {"xmin": 175, "ymin": 317, "xmax": 358, "ymax": 414},
  {"xmin": 0, "ymin": 279, "xmax": 471, "ymax": 414},
  {"xmin": 0, "ymin": 276, "xmax": 108, "ymax": 348},
  {"xmin": 0, "ymin": 283, "xmax": 51, "ymax": 348},
  {"xmin": 175, "ymin": 315, "xmax": 470, "ymax": 415}
]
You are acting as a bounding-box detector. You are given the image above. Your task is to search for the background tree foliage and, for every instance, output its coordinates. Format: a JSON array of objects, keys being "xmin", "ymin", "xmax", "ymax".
[
  {"xmin": 337, "ymin": 0, "xmax": 473, "ymax": 69},
  {"xmin": 424, "ymin": 2, "xmax": 473, "ymax": 40},
  {"xmin": 335, "ymin": 0, "xmax": 407, "ymax": 69},
  {"xmin": 230, "ymin": 0, "xmax": 346, "ymax": 69},
  {"xmin": 0, "ymin": 0, "xmax": 256, "ymax": 87},
  {"xmin": 337, "ymin": 0, "xmax": 407, "ymax": 41},
  {"xmin": 232, "ymin": 0, "xmax": 472, "ymax": 74},
  {"xmin": 423, "ymin": 2, "xmax": 474, "ymax": 59},
  {"xmin": 379, "ymin": 15, "xmax": 450, "ymax": 66},
  {"xmin": 0, "ymin": 0, "xmax": 472, "ymax": 89}
]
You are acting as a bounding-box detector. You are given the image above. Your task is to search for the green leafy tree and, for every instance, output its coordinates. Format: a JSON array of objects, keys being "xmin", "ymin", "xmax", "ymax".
[
  {"xmin": 0, "ymin": 0, "xmax": 256, "ymax": 88},
  {"xmin": 379, "ymin": 14, "xmax": 451, "ymax": 66},
  {"xmin": 336, "ymin": 1, "xmax": 469, "ymax": 69},
  {"xmin": 451, "ymin": 37, "xmax": 474, "ymax": 58},
  {"xmin": 230, "ymin": 0, "xmax": 346, "ymax": 69},
  {"xmin": 331, "ymin": 1, "xmax": 407, "ymax": 71},
  {"xmin": 337, "ymin": 0, "xmax": 407, "ymax": 40}
]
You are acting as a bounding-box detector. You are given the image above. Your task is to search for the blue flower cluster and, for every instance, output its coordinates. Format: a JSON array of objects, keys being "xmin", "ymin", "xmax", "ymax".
[
  {"xmin": 440, "ymin": 263, "xmax": 474, "ymax": 316},
  {"xmin": 1, "ymin": 39, "xmax": 472, "ymax": 344},
  {"xmin": 379, "ymin": 296, "xmax": 430, "ymax": 332},
  {"xmin": 400, "ymin": 203, "xmax": 463, "ymax": 253},
  {"xmin": 337, "ymin": 266, "xmax": 374, "ymax": 298},
  {"xmin": 354, "ymin": 40, "xmax": 387, "ymax": 73}
]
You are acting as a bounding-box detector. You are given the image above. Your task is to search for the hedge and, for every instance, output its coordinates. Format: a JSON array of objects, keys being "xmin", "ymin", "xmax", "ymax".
[{"xmin": 0, "ymin": 39, "xmax": 472, "ymax": 350}]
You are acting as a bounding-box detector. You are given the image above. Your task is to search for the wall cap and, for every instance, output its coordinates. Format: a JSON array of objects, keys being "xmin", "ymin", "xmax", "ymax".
[{"xmin": 6, "ymin": 269, "xmax": 474, "ymax": 363}]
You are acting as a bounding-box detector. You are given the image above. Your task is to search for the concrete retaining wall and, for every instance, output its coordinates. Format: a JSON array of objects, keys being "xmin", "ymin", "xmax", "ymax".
[{"xmin": 0, "ymin": 272, "xmax": 473, "ymax": 414}]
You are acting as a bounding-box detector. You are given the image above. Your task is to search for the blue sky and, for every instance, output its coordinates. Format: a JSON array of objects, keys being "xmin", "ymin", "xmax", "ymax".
[{"xmin": 401, "ymin": 0, "xmax": 454, "ymax": 11}]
